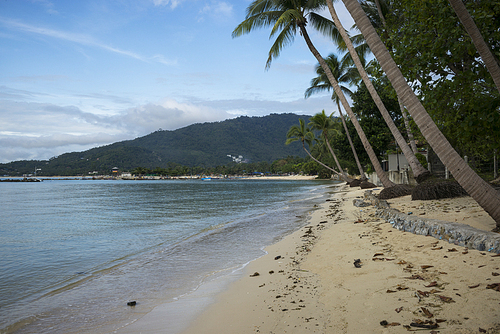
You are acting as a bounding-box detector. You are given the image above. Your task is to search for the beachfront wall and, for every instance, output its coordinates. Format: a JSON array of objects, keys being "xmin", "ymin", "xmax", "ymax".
[{"xmin": 363, "ymin": 191, "xmax": 500, "ymax": 254}]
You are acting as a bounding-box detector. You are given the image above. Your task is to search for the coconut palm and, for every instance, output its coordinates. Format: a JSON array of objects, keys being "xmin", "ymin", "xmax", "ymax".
[
  {"xmin": 309, "ymin": 110, "xmax": 353, "ymax": 182},
  {"xmin": 285, "ymin": 119, "xmax": 341, "ymax": 177},
  {"xmin": 399, "ymin": 101, "xmax": 418, "ymax": 154},
  {"xmin": 233, "ymin": 0, "xmax": 395, "ymax": 188},
  {"xmin": 305, "ymin": 54, "xmax": 366, "ymax": 179},
  {"xmin": 341, "ymin": 0, "xmax": 500, "ymax": 226},
  {"xmin": 325, "ymin": 0, "xmax": 430, "ymax": 184},
  {"xmin": 358, "ymin": 0, "xmax": 419, "ymax": 155},
  {"xmin": 447, "ymin": 0, "xmax": 500, "ymax": 94}
]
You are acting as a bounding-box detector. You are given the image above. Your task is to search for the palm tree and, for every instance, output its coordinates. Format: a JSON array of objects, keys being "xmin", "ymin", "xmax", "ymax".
[
  {"xmin": 399, "ymin": 101, "xmax": 418, "ymax": 154},
  {"xmin": 309, "ymin": 110, "xmax": 353, "ymax": 183},
  {"xmin": 305, "ymin": 54, "xmax": 366, "ymax": 179},
  {"xmin": 341, "ymin": 0, "xmax": 500, "ymax": 227},
  {"xmin": 285, "ymin": 118, "xmax": 341, "ymax": 177},
  {"xmin": 233, "ymin": 0, "xmax": 395, "ymax": 189},
  {"xmin": 359, "ymin": 0, "xmax": 419, "ymax": 155},
  {"xmin": 447, "ymin": 0, "xmax": 500, "ymax": 94},
  {"xmin": 325, "ymin": 0, "xmax": 430, "ymax": 183}
]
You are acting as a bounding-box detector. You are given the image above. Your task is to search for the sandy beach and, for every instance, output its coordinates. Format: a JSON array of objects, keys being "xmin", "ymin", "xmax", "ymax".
[{"xmin": 180, "ymin": 183, "xmax": 500, "ymax": 334}]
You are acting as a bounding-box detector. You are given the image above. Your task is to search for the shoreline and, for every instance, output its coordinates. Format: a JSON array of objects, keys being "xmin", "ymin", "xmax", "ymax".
[
  {"xmin": 0, "ymin": 175, "xmax": 320, "ymax": 182},
  {"xmin": 112, "ymin": 179, "xmax": 331, "ymax": 334},
  {"xmin": 179, "ymin": 185, "xmax": 500, "ymax": 333}
]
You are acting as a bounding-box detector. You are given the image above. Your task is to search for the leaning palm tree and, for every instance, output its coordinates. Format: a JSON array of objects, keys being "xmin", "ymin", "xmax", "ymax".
[
  {"xmin": 285, "ymin": 119, "xmax": 341, "ymax": 177},
  {"xmin": 325, "ymin": 0, "xmax": 430, "ymax": 186},
  {"xmin": 233, "ymin": 0, "xmax": 395, "ymax": 189},
  {"xmin": 448, "ymin": 0, "xmax": 500, "ymax": 94},
  {"xmin": 305, "ymin": 54, "xmax": 366, "ymax": 180},
  {"xmin": 341, "ymin": 0, "xmax": 500, "ymax": 227},
  {"xmin": 309, "ymin": 110, "xmax": 353, "ymax": 183},
  {"xmin": 359, "ymin": 0, "xmax": 419, "ymax": 155}
]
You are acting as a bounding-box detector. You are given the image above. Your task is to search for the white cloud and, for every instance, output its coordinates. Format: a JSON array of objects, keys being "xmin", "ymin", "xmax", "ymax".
[
  {"xmin": 152, "ymin": 0, "xmax": 183, "ymax": 9},
  {"xmin": 0, "ymin": 18, "xmax": 176, "ymax": 65},
  {"xmin": 0, "ymin": 92, "xmax": 334, "ymax": 163},
  {"xmin": 200, "ymin": 1, "xmax": 233, "ymax": 18},
  {"xmin": 119, "ymin": 99, "xmax": 234, "ymax": 133},
  {"xmin": 31, "ymin": 0, "xmax": 58, "ymax": 15},
  {"xmin": 151, "ymin": 54, "xmax": 178, "ymax": 66},
  {"xmin": 0, "ymin": 98, "xmax": 235, "ymax": 162}
]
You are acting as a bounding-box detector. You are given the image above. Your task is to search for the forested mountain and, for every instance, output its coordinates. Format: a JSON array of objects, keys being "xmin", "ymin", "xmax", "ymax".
[{"xmin": 0, "ymin": 113, "xmax": 311, "ymax": 176}]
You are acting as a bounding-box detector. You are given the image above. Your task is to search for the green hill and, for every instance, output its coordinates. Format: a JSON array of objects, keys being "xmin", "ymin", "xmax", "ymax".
[{"xmin": 0, "ymin": 113, "xmax": 311, "ymax": 176}]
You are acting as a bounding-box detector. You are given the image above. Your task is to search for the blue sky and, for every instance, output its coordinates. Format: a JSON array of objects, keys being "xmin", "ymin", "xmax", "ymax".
[{"xmin": 0, "ymin": 0, "xmax": 355, "ymax": 163}]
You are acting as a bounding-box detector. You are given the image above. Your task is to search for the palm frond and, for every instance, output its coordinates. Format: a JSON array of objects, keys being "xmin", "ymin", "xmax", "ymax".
[
  {"xmin": 270, "ymin": 8, "xmax": 299, "ymax": 38},
  {"xmin": 304, "ymin": 83, "xmax": 332, "ymax": 98},
  {"xmin": 232, "ymin": 11, "xmax": 285, "ymax": 38},
  {"xmin": 308, "ymin": 12, "xmax": 343, "ymax": 46},
  {"xmin": 266, "ymin": 21, "xmax": 296, "ymax": 69},
  {"xmin": 245, "ymin": 0, "xmax": 275, "ymax": 18}
]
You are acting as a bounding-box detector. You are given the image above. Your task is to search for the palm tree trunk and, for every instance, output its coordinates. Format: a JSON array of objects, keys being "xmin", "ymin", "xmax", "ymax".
[
  {"xmin": 322, "ymin": 131, "xmax": 353, "ymax": 183},
  {"xmin": 336, "ymin": 100, "xmax": 366, "ymax": 179},
  {"xmin": 342, "ymin": 0, "xmax": 500, "ymax": 226},
  {"xmin": 448, "ymin": 0, "xmax": 500, "ymax": 94},
  {"xmin": 399, "ymin": 98, "xmax": 418, "ymax": 155},
  {"xmin": 374, "ymin": 0, "xmax": 386, "ymax": 26},
  {"xmin": 298, "ymin": 25, "xmax": 395, "ymax": 188},
  {"xmin": 326, "ymin": 0, "xmax": 430, "ymax": 182},
  {"xmin": 301, "ymin": 140, "xmax": 342, "ymax": 177}
]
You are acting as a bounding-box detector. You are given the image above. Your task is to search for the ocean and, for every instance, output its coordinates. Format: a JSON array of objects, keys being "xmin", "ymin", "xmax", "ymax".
[{"xmin": 0, "ymin": 178, "xmax": 334, "ymax": 333}]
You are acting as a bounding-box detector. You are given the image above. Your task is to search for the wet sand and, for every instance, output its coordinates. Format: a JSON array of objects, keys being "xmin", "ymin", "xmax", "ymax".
[{"xmin": 181, "ymin": 184, "xmax": 500, "ymax": 333}]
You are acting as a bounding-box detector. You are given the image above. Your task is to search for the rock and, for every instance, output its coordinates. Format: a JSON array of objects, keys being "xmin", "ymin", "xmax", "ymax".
[
  {"xmin": 349, "ymin": 179, "xmax": 362, "ymax": 187},
  {"xmin": 360, "ymin": 181, "xmax": 377, "ymax": 189},
  {"xmin": 353, "ymin": 198, "xmax": 371, "ymax": 207}
]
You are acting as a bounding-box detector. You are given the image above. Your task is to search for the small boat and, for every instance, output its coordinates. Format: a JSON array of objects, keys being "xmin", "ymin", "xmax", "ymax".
[{"xmin": 201, "ymin": 177, "xmax": 212, "ymax": 181}]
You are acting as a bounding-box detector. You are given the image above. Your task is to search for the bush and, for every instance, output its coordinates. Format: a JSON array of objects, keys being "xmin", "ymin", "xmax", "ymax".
[{"xmin": 415, "ymin": 153, "xmax": 428, "ymax": 169}]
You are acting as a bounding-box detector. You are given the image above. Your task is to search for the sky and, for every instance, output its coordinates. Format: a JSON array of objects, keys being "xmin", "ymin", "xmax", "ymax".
[{"xmin": 0, "ymin": 0, "xmax": 355, "ymax": 163}]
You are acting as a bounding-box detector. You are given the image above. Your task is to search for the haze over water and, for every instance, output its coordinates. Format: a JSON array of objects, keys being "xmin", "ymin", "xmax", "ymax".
[{"xmin": 0, "ymin": 178, "xmax": 333, "ymax": 333}]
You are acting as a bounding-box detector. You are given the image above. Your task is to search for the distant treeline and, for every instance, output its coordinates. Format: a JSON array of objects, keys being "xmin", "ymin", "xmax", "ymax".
[{"xmin": 129, "ymin": 156, "xmax": 327, "ymax": 177}]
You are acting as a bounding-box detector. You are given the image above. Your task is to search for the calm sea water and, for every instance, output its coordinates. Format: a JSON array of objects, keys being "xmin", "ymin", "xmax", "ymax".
[{"xmin": 0, "ymin": 178, "xmax": 334, "ymax": 333}]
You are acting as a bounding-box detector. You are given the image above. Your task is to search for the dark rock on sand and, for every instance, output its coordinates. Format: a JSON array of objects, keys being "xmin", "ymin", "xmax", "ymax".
[
  {"xmin": 349, "ymin": 179, "xmax": 362, "ymax": 187},
  {"xmin": 412, "ymin": 178, "xmax": 468, "ymax": 201},
  {"xmin": 378, "ymin": 184, "xmax": 413, "ymax": 200},
  {"xmin": 360, "ymin": 181, "xmax": 376, "ymax": 189}
]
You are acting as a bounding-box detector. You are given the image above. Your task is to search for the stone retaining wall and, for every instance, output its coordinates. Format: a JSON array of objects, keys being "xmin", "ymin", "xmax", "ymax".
[{"xmin": 363, "ymin": 190, "xmax": 500, "ymax": 254}]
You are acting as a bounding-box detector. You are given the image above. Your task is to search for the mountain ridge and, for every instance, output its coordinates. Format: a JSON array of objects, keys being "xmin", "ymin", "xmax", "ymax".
[{"xmin": 0, "ymin": 113, "xmax": 311, "ymax": 176}]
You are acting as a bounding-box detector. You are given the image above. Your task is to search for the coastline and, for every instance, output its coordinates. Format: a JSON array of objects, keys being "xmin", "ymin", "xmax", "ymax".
[
  {"xmin": 179, "ymin": 184, "xmax": 500, "ymax": 333},
  {"xmin": 0, "ymin": 174, "xmax": 320, "ymax": 182},
  {"xmin": 109, "ymin": 178, "xmax": 330, "ymax": 334}
]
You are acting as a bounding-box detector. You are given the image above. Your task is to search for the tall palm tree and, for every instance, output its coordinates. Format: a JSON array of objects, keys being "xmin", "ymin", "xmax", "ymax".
[
  {"xmin": 360, "ymin": 0, "xmax": 419, "ymax": 155},
  {"xmin": 325, "ymin": 0, "xmax": 430, "ymax": 183},
  {"xmin": 233, "ymin": 0, "xmax": 395, "ymax": 189},
  {"xmin": 341, "ymin": 0, "xmax": 500, "ymax": 227},
  {"xmin": 309, "ymin": 110, "xmax": 353, "ymax": 182},
  {"xmin": 305, "ymin": 54, "xmax": 366, "ymax": 179},
  {"xmin": 447, "ymin": 0, "xmax": 500, "ymax": 94},
  {"xmin": 285, "ymin": 119, "xmax": 341, "ymax": 177}
]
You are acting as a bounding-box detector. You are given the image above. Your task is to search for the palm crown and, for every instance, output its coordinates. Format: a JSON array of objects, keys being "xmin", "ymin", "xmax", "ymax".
[
  {"xmin": 232, "ymin": 0, "xmax": 342, "ymax": 69},
  {"xmin": 305, "ymin": 53, "xmax": 354, "ymax": 104}
]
